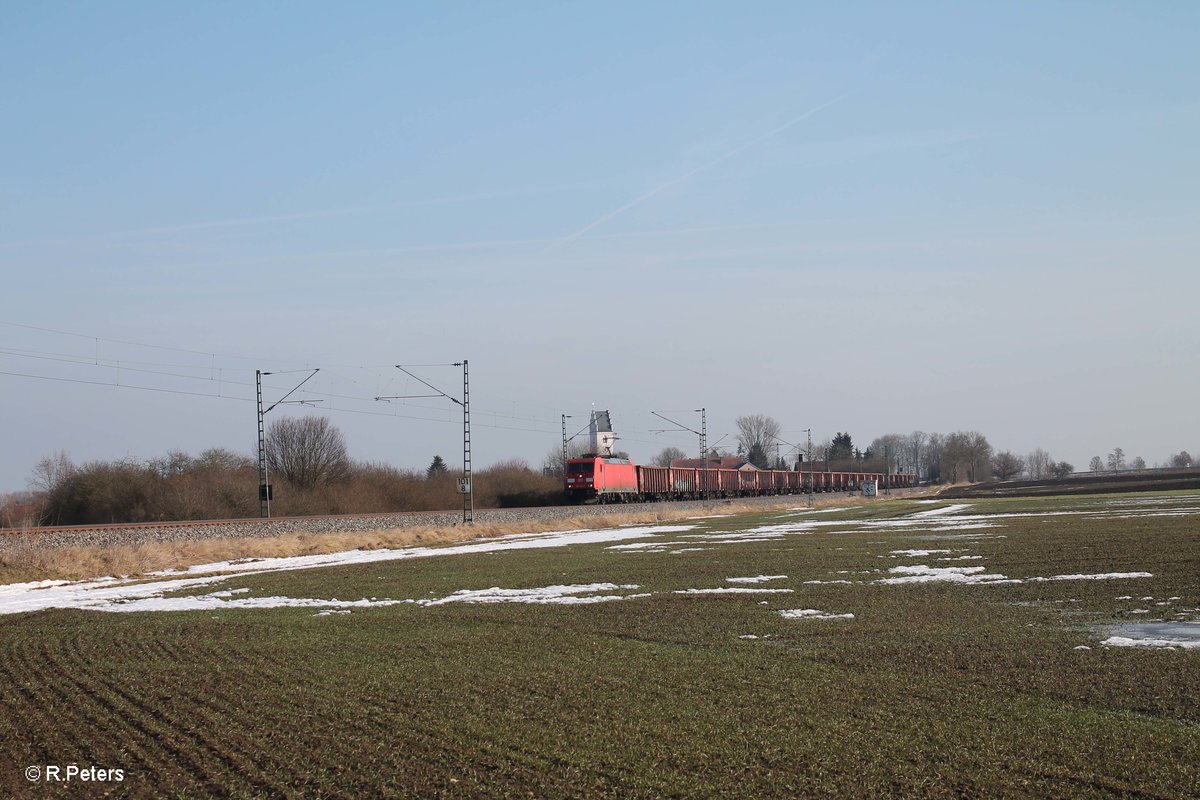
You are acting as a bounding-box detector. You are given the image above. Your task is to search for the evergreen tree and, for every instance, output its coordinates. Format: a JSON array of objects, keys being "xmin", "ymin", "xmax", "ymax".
[
  {"xmin": 746, "ymin": 442, "xmax": 770, "ymax": 470},
  {"xmin": 829, "ymin": 432, "xmax": 853, "ymax": 460},
  {"xmin": 427, "ymin": 455, "xmax": 448, "ymax": 479}
]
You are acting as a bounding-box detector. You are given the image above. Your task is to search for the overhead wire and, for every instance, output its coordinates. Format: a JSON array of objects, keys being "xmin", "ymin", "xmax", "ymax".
[
  {"xmin": 0, "ymin": 368, "xmax": 562, "ymax": 436},
  {"xmin": 2, "ymin": 318, "xmax": 581, "ymax": 426},
  {"xmin": 0, "ymin": 319, "xmax": 269, "ymax": 362},
  {"xmin": 0, "ymin": 320, "xmax": 644, "ymax": 443}
]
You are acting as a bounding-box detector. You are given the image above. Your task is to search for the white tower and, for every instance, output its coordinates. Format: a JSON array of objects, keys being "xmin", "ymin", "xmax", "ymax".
[{"xmin": 589, "ymin": 409, "xmax": 617, "ymax": 457}]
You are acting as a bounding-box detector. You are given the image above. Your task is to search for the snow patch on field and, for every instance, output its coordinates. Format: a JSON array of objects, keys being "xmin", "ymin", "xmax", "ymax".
[
  {"xmin": 1034, "ymin": 572, "xmax": 1155, "ymax": 582},
  {"xmin": 0, "ymin": 579, "xmax": 72, "ymax": 595},
  {"xmin": 726, "ymin": 575, "xmax": 788, "ymax": 584},
  {"xmin": 607, "ymin": 541, "xmax": 692, "ymax": 551},
  {"xmin": 876, "ymin": 566, "xmax": 1154, "ymax": 586},
  {"xmin": 0, "ymin": 524, "xmax": 693, "ymax": 616},
  {"xmin": 85, "ymin": 590, "xmax": 412, "ymax": 614},
  {"xmin": 779, "ymin": 609, "xmax": 855, "ymax": 620},
  {"xmin": 877, "ymin": 565, "xmax": 1016, "ymax": 585},
  {"xmin": 10, "ymin": 581, "xmax": 651, "ymax": 615},
  {"xmin": 1101, "ymin": 636, "xmax": 1200, "ymax": 650},
  {"xmin": 673, "ymin": 587, "xmax": 795, "ymax": 595},
  {"xmin": 418, "ymin": 583, "xmax": 647, "ymax": 606}
]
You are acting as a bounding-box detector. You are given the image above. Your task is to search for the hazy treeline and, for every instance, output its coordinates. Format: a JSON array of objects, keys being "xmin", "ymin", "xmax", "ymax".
[
  {"xmin": 6, "ymin": 412, "xmax": 1195, "ymax": 528},
  {"xmin": 869, "ymin": 434, "xmax": 1194, "ymax": 483},
  {"xmin": 863, "ymin": 431, "xmax": 1075, "ymax": 483},
  {"xmin": 1084, "ymin": 447, "xmax": 1194, "ymax": 473}
]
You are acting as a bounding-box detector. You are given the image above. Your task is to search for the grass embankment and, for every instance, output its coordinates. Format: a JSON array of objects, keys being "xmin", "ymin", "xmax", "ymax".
[
  {"xmin": 1, "ymin": 492, "xmax": 1197, "ymax": 798},
  {"xmin": 0, "ymin": 496, "xmax": 872, "ymax": 584}
]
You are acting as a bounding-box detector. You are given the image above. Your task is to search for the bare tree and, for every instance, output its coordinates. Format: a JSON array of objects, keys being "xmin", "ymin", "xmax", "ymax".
[
  {"xmin": 195, "ymin": 448, "xmax": 254, "ymax": 471},
  {"xmin": 1088, "ymin": 456, "xmax": 1104, "ymax": 472},
  {"xmin": 652, "ymin": 446, "xmax": 687, "ymax": 467},
  {"xmin": 969, "ymin": 432, "xmax": 993, "ymax": 481},
  {"xmin": 909, "ymin": 430, "xmax": 928, "ymax": 479},
  {"xmin": 941, "ymin": 431, "xmax": 992, "ymax": 483},
  {"xmin": 735, "ymin": 414, "xmax": 782, "ymax": 469},
  {"xmin": 991, "ymin": 451, "xmax": 1025, "ymax": 481},
  {"xmin": 868, "ymin": 433, "xmax": 909, "ymax": 474},
  {"xmin": 28, "ymin": 451, "xmax": 75, "ymax": 494},
  {"xmin": 1106, "ymin": 448, "xmax": 1126, "ymax": 472},
  {"xmin": 148, "ymin": 449, "xmax": 194, "ymax": 478},
  {"xmin": 1131, "ymin": 456, "xmax": 1146, "ymax": 470},
  {"xmin": 925, "ymin": 433, "xmax": 944, "ymax": 483},
  {"xmin": 1026, "ymin": 448, "xmax": 1052, "ymax": 480},
  {"xmin": 542, "ymin": 439, "xmax": 590, "ymax": 475},
  {"xmin": 1169, "ymin": 451, "xmax": 1194, "ymax": 468},
  {"xmin": 1050, "ymin": 461, "xmax": 1074, "ymax": 479},
  {"xmin": 265, "ymin": 416, "xmax": 351, "ymax": 489}
]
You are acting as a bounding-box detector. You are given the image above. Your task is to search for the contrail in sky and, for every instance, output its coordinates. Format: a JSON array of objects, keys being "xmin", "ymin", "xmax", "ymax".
[
  {"xmin": 545, "ymin": 93, "xmax": 848, "ymax": 250},
  {"xmin": 91, "ymin": 182, "xmax": 605, "ymax": 241},
  {"xmin": 99, "ymin": 205, "xmax": 386, "ymax": 239}
]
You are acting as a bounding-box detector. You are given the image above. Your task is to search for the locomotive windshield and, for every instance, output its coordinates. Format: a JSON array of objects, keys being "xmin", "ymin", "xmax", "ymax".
[{"xmin": 567, "ymin": 462, "xmax": 594, "ymax": 475}]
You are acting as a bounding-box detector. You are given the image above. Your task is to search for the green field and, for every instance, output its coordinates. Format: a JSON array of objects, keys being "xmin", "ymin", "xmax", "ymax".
[{"xmin": 3, "ymin": 493, "xmax": 1199, "ymax": 798}]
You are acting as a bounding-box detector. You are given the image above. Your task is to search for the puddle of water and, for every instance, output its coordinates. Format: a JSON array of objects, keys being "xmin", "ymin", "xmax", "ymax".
[
  {"xmin": 1101, "ymin": 620, "xmax": 1200, "ymax": 649},
  {"xmin": 1108, "ymin": 621, "xmax": 1200, "ymax": 640}
]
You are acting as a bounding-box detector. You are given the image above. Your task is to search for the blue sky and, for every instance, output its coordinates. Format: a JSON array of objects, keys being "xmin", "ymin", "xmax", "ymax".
[{"xmin": 2, "ymin": 2, "xmax": 1197, "ymax": 489}]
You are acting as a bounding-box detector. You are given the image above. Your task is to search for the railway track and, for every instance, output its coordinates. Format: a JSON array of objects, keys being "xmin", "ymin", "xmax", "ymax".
[{"xmin": 0, "ymin": 494, "xmax": 820, "ymax": 552}]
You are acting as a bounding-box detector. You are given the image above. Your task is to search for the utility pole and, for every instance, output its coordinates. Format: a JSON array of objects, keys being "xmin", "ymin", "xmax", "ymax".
[
  {"xmin": 884, "ymin": 443, "xmax": 890, "ymax": 495},
  {"xmin": 256, "ymin": 368, "xmax": 321, "ymax": 518},
  {"xmin": 806, "ymin": 429, "xmax": 816, "ymax": 510},
  {"xmin": 561, "ymin": 414, "xmax": 571, "ymax": 476},
  {"xmin": 460, "ymin": 360, "xmax": 472, "ymax": 524},
  {"xmin": 377, "ymin": 361, "xmax": 472, "ymax": 524},
  {"xmin": 256, "ymin": 370, "xmax": 267, "ymax": 518},
  {"xmin": 650, "ymin": 408, "xmax": 708, "ymax": 500}
]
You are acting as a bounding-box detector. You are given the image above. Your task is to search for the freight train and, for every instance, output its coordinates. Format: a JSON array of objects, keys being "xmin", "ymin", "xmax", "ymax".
[{"xmin": 565, "ymin": 455, "xmax": 917, "ymax": 503}]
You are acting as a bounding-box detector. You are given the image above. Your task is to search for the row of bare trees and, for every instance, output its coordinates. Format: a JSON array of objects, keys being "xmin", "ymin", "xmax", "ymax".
[
  {"xmin": 1085, "ymin": 448, "xmax": 1194, "ymax": 473},
  {"xmin": 863, "ymin": 431, "xmax": 991, "ymax": 483},
  {"xmin": 8, "ymin": 417, "xmax": 562, "ymax": 527}
]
